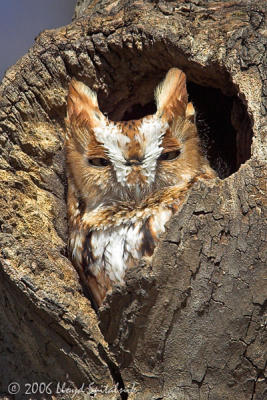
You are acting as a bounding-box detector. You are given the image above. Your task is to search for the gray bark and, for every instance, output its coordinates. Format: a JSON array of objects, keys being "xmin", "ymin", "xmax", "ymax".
[{"xmin": 0, "ymin": 1, "xmax": 266, "ymax": 399}]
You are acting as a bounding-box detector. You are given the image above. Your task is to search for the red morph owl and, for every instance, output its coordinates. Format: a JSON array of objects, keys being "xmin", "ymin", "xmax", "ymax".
[{"xmin": 65, "ymin": 68, "xmax": 216, "ymax": 308}]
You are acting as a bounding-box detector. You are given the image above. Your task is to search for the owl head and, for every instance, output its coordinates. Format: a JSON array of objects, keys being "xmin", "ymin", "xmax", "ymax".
[{"xmin": 65, "ymin": 68, "xmax": 206, "ymax": 209}]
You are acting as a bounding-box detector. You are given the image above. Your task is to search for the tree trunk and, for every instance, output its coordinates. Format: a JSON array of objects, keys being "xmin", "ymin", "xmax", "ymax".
[{"xmin": 0, "ymin": 1, "xmax": 266, "ymax": 399}]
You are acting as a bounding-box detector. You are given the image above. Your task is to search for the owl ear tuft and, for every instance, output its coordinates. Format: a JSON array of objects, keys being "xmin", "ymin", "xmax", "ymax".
[
  {"xmin": 66, "ymin": 79, "xmax": 105, "ymax": 128},
  {"xmin": 185, "ymin": 102, "xmax": 195, "ymax": 123},
  {"xmin": 155, "ymin": 68, "xmax": 188, "ymax": 122}
]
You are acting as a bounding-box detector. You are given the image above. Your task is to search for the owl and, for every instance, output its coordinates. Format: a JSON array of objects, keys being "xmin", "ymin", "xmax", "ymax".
[{"xmin": 65, "ymin": 68, "xmax": 216, "ymax": 308}]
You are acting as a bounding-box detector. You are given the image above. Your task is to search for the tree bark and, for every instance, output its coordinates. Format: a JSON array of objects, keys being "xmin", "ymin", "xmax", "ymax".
[{"xmin": 0, "ymin": 1, "xmax": 266, "ymax": 399}]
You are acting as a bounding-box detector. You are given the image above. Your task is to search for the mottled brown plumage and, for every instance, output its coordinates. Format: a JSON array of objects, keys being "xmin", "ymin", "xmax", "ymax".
[{"xmin": 65, "ymin": 68, "xmax": 216, "ymax": 308}]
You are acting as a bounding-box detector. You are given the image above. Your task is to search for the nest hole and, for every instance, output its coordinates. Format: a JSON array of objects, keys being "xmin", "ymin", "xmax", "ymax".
[
  {"xmin": 187, "ymin": 82, "xmax": 253, "ymax": 178},
  {"xmin": 98, "ymin": 75, "xmax": 252, "ymax": 179}
]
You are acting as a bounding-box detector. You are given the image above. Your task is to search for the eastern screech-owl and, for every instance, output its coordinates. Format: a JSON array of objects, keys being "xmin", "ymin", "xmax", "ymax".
[{"xmin": 65, "ymin": 68, "xmax": 216, "ymax": 308}]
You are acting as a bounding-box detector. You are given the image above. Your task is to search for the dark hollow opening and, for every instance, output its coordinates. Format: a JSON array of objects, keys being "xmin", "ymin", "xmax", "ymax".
[
  {"xmin": 122, "ymin": 101, "xmax": 157, "ymax": 122},
  {"xmin": 187, "ymin": 82, "xmax": 253, "ymax": 179},
  {"xmin": 101, "ymin": 80, "xmax": 252, "ymax": 180}
]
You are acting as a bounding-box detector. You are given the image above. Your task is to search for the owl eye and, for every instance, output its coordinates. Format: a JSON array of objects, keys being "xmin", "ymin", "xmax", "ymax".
[
  {"xmin": 88, "ymin": 158, "xmax": 111, "ymax": 167},
  {"xmin": 159, "ymin": 149, "xmax": 181, "ymax": 161}
]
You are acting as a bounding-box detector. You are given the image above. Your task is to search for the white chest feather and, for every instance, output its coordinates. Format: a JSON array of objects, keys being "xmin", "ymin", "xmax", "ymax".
[
  {"xmin": 70, "ymin": 207, "xmax": 173, "ymax": 284},
  {"xmin": 90, "ymin": 224, "xmax": 143, "ymax": 282}
]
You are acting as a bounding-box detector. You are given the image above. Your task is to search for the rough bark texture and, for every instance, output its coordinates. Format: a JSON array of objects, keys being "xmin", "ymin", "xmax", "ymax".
[{"xmin": 0, "ymin": 0, "xmax": 266, "ymax": 399}]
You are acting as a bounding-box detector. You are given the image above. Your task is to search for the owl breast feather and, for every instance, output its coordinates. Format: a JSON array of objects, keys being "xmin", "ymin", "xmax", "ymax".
[{"xmin": 70, "ymin": 207, "xmax": 173, "ymax": 284}]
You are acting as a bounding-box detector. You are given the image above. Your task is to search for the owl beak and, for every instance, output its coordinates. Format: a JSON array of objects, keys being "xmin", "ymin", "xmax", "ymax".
[{"xmin": 125, "ymin": 158, "xmax": 142, "ymax": 166}]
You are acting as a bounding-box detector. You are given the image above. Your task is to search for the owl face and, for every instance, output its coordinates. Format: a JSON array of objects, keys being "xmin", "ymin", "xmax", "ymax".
[{"xmin": 65, "ymin": 69, "xmax": 202, "ymax": 209}]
